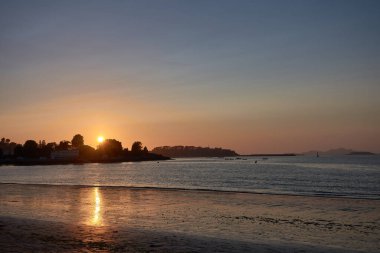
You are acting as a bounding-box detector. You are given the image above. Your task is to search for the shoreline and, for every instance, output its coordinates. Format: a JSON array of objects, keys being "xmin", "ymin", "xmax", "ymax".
[
  {"xmin": 0, "ymin": 215, "xmax": 366, "ymax": 253},
  {"xmin": 0, "ymin": 155, "xmax": 170, "ymax": 166},
  {"xmin": 0, "ymin": 183, "xmax": 379, "ymax": 252},
  {"xmin": 1, "ymin": 182, "xmax": 379, "ymax": 201}
]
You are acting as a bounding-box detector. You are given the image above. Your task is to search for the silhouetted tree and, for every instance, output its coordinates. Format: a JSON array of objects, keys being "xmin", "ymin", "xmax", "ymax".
[
  {"xmin": 98, "ymin": 139, "xmax": 123, "ymax": 158},
  {"xmin": 38, "ymin": 140, "xmax": 46, "ymax": 148},
  {"xmin": 131, "ymin": 141, "xmax": 143, "ymax": 154},
  {"xmin": 46, "ymin": 142, "xmax": 57, "ymax": 151},
  {"xmin": 0, "ymin": 138, "xmax": 5, "ymax": 143},
  {"xmin": 143, "ymin": 146, "xmax": 148, "ymax": 154},
  {"xmin": 39, "ymin": 141, "xmax": 55, "ymax": 158},
  {"xmin": 14, "ymin": 144, "xmax": 23, "ymax": 157},
  {"xmin": 5, "ymin": 139, "xmax": 10, "ymax": 144},
  {"xmin": 23, "ymin": 140, "xmax": 38, "ymax": 158},
  {"xmin": 79, "ymin": 145, "xmax": 96, "ymax": 160},
  {"xmin": 57, "ymin": 140, "xmax": 71, "ymax": 151},
  {"xmin": 71, "ymin": 134, "xmax": 84, "ymax": 148}
]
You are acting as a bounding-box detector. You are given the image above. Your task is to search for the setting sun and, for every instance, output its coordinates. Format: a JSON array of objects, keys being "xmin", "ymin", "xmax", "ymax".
[{"xmin": 97, "ymin": 136, "xmax": 104, "ymax": 143}]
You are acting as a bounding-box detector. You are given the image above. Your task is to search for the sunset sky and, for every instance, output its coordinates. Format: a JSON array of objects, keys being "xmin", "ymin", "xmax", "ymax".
[{"xmin": 1, "ymin": 0, "xmax": 379, "ymax": 154}]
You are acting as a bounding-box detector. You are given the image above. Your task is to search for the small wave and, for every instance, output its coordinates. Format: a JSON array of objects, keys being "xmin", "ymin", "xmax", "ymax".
[{"xmin": 1, "ymin": 182, "xmax": 379, "ymax": 200}]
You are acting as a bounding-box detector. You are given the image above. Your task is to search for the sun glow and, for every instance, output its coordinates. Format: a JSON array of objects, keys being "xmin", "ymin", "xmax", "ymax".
[{"xmin": 97, "ymin": 136, "xmax": 104, "ymax": 143}]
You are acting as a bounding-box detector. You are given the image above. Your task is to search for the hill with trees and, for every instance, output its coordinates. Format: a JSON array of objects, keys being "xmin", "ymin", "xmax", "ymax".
[{"xmin": 151, "ymin": 146, "xmax": 238, "ymax": 158}]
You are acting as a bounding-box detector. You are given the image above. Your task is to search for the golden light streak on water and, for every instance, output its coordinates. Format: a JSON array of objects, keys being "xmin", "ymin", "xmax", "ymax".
[{"xmin": 92, "ymin": 187, "xmax": 102, "ymax": 225}]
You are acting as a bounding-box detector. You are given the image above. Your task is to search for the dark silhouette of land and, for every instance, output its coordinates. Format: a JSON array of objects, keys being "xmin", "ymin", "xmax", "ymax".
[
  {"xmin": 152, "ymin": 146, "xmax": 238, "ymax": 158},
  {"xmin": 347, "ymin": 151, "xmax": 375, "ymax": 156},
  {"xmin": 3, "ymin": 136, "xmax": 376, "ymax": 165},
  {"xmin": 0, "ymin": 135, "xmax": 169, "ymax": 166},
  {"xmin": 243, "ymin": 153, "xmax": 297, "ymax": 157},
  {"xmin": 302, "ymin": 148, "xmax": 376, "ymax": 156}
]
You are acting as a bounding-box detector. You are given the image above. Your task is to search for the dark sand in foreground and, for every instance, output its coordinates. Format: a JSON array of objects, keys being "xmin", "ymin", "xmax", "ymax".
[{"xmin": 0, "ymin": 184, "xmax": 379, "ymax": 252}]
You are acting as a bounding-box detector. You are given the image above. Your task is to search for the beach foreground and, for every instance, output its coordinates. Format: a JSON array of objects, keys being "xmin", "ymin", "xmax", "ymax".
[{"xmin": 0, "ymin": 184, "xmax": 379, "ymax": 252}]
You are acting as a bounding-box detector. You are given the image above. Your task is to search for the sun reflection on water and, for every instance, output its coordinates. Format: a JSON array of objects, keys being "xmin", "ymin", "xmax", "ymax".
[{"xmin": 92, "ymin": 187, "xmax": 102, "ymax": 225}]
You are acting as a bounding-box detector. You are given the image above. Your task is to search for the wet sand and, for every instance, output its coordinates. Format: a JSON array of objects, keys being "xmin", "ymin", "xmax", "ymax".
[{"xmin": 0, "ymin": 183, "xmax": 379, "ymax": 252}]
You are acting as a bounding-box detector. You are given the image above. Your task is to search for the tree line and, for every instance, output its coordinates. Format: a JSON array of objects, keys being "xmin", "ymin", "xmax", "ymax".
[{"xmin": 0, "ymin": 134, "xmax": 151, "ymax": 160}]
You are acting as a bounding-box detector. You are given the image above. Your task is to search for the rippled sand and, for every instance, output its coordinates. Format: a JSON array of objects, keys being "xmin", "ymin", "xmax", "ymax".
[{"xmin": 0, "ymin": 184, "xmax": 379, "ymax": 252}]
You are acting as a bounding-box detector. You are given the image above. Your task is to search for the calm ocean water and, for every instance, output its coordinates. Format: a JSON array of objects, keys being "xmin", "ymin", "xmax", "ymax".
[{"xmin": 0, "ymin": 156, "xmax": 379, "ymax": 199}]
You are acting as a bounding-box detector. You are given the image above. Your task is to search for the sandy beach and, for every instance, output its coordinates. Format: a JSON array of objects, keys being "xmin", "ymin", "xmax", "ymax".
[{"xmin": 0, "ymin": 183, "xmax": 379, "ymax": 252}]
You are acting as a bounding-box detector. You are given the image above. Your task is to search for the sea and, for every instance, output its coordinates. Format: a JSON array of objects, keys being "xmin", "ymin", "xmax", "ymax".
[{"xmin": 0, "ymin": 155, "xmax": 379, "ymax": 199}]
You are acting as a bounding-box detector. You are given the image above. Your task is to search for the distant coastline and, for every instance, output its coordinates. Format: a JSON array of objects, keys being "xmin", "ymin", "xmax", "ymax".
[
  {"xmin": 347, "ymin": 151, "xmax": 375, "ymax": 156},
  {"xmin": 243, "ymin": 153, "xmax": 297, "ymax": 157},
  {"xmin": 2, "ymin": 135, "xmax": 377, "ymax": 165},
  {"xmin": 302, "ymin": 148, "xmax": 377, "ymax": 156}
]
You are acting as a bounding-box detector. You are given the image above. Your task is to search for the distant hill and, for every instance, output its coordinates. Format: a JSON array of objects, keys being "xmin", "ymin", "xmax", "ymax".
[
  {"xmin": 245, "ymin": 153, "xmax": 297, "ymax": 157},
  {"xmin": 347, "ymin": 151, "xmax": 375, "ymax": 156},
  {"xmin": 302, "ymin": 148, "xmax": 375, "ymax": 156},
  {"xmin": 151, "ymin": 146, "xmax": 238, "ymax": 158}
]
